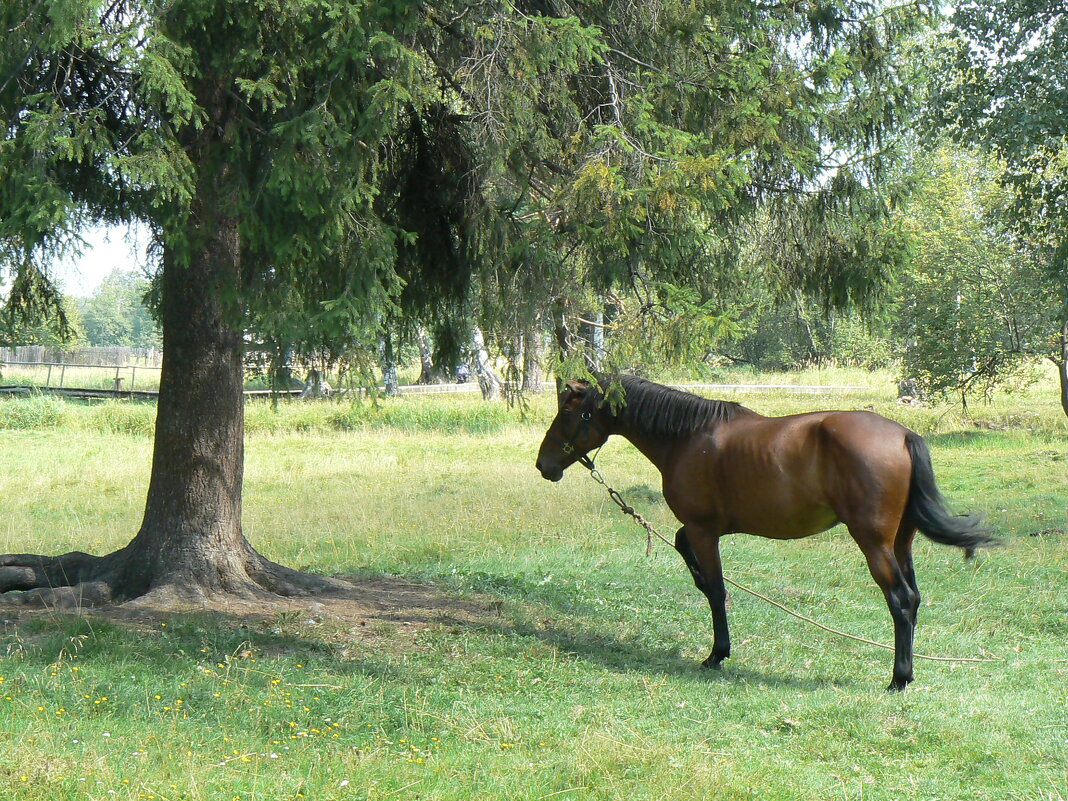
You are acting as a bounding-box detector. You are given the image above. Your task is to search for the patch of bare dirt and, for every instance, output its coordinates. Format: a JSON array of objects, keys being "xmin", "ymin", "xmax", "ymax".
[{"xmin": 0, "ymin": 576, "xmax": 503, "ymax": 652}]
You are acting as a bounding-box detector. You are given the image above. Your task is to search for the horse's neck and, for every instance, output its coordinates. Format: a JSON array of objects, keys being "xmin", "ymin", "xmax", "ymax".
[
  {"xmin": 604, "ymin": 390, "xmax": 754, "ymax": 471},
  {"xmin": 610, "ymin": 422, "xmax": 681, "ymax": 475},
  {"xmin": 610, "ymin": 407, "xmax": 752, "ymax": 472}
]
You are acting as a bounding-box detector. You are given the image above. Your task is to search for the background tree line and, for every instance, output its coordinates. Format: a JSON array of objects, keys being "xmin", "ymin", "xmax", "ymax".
[{"xmin": 17, "ymin": 131, "xmax": 1061, "ymax": 416}]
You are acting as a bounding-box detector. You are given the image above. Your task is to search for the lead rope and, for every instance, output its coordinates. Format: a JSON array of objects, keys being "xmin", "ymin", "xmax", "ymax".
[
  {"xmin": 579, "ymin": 457, "xmax": 1001, "ymax": 664},
  {"xmin": 579, "ymin": 453, "xmax": 661, "ymax": 556}
]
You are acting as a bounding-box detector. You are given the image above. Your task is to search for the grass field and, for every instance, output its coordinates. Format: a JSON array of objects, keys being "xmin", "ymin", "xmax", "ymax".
[
  {"xmin": 0, "ymin": 362, "xmax": 164, "ymax": 393},
  {"xmin": 0, "ymin": 369, "xmax": 1065, "ymax": 800}
]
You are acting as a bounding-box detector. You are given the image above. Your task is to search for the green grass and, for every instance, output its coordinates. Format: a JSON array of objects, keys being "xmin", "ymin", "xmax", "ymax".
[
  {"xmin": 0, "ymin": 363, "xmax": 163, "ymax": 392},
  {"xmin": 0, "ymin": 376, "xmax": 1066, "ymax": 800},
  {"xmin": 0, "ymin": 392, "xmax": 523, "ymax": 438}
]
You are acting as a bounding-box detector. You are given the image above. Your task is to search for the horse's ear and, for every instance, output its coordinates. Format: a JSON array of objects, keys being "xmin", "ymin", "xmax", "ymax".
[
  {"xmin": 562, "ymin": 379, "xmax": 590, "ymax": 411},
  {"xmin": 565, "ymin": 379, "xmax": 590, "ymax": 396}
]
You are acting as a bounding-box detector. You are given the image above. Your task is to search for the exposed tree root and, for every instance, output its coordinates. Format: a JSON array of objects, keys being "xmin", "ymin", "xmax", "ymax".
[
  {"xmin": 246, "ymin": 551, "xmax": 351, "ymax": 597},
  {"xmin": 0, "ymin": 548, "xmax": 353, "ymax": 611},
  {"xmin": 0, "ymin": 552, "xmax": 112, "ymax": 609}
]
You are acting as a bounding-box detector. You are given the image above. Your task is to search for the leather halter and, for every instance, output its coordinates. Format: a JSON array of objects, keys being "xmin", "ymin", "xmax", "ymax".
[{"xmin": 544, "ymin": 409, "xmax": 603, "ymax": 468}]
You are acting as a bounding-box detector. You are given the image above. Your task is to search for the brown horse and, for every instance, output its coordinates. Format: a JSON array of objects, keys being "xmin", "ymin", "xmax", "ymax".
[{"xmin": 535, "ymin": 375, "xmax": 997, "ymax": 690}]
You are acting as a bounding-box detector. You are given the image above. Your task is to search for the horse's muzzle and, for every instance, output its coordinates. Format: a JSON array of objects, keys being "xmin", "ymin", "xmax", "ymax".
[{"xmin": 536, "ymin": 459, "xmax": 564, "ymax": 482}]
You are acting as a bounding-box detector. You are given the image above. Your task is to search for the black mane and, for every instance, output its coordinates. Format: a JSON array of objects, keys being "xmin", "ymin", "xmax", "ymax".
[{"xmin": 589, "ymin": 375, "xmax": 749, "ymax": 439}]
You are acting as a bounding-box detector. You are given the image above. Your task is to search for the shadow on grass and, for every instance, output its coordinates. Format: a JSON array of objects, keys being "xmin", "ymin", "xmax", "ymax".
[
  {"xmin": 0, "ymin": 568, "xmax": 855, "ymax": 693},
  {"xmin": 492, "ymin": 617, "xmax": 851, "ymax": 691}
]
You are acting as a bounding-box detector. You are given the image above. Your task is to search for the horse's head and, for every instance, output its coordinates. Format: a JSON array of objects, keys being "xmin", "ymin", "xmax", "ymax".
[{"xmin": 536, "ymin": 379, "xmax": 610, "ymax": 481}]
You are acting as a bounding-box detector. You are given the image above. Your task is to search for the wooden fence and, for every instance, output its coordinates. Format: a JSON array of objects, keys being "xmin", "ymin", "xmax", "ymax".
[{"xmin": 0, "ymin": 345, "xmax": 162, "ymax": 367}]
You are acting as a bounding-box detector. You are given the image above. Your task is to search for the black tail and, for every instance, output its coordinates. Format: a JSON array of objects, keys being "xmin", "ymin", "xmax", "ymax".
[{"xmin": 904, "ymin": 431, "xmax": 1000, "ymax": 553}]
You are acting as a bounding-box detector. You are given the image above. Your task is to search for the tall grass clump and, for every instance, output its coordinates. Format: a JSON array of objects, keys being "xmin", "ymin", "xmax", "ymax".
[
  {"xmin": 0, "ymin": 394, "xmax": 529, "ymax": 437},
  {"xmin": 0, "ymin": 393, "xmax": 68, "ymax": 429},
  {"xmin": 0, "ymin": 396, "xmax": 159, "ymax": 435},
  {"xmin": 327, "ymin": 396, "xmax": 518, "ymax": 434},
  {"xmin": 244, "ymin": 395, "xmax": 525, "ymax": 436},
  {"xmin": 244, "ymin": 399, "xmax": 336, "ymax": 434},
  {"xmin": 80, "ymin": 400, "xmax": 157, "ymax": 436}
]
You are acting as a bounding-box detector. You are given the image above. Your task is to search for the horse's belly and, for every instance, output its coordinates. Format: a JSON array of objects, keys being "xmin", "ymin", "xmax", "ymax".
[
  {"xmin": 664, "ymin": 442, "xmax": 840, "ymax": 538},
  {"xmin": 728, "ymin": 503, "xmax": 839, "ymax": 540}
]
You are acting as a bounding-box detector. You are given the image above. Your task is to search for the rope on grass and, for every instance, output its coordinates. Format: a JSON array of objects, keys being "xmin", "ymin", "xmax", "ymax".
[{"xmin": 718, "ymin": 573, "xmax": 1000, "ymax": 663}]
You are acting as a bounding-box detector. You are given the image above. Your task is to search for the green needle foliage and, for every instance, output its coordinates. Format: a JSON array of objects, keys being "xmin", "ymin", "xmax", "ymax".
[{"xmin": 1, "ymin": 0, "xmax": 929, "ymax": 363}]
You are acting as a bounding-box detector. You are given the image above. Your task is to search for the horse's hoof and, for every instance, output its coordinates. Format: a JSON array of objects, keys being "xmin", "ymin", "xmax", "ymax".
[
  {"xmin": 700, "ymin": 654, "xmax": 727, "ymax": 670},
  {"xmin": 886, "ymin": 677, "xmax": 912, "ymax": 692}
]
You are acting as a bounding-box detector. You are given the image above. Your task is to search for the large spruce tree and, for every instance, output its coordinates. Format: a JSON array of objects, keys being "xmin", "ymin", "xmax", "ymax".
[{"xmin": 0, "ymin": 0, "xmax": 925, "ymax": 606}]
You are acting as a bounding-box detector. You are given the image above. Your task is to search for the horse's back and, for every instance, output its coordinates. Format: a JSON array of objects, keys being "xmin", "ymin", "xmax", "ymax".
[
  {"xmin": 733, "ymin": 407, "xmax": 911, "ymax": 463},
  {"xmin": 668, "ymin": 408, "xmax": 914, "ymax": 538}
]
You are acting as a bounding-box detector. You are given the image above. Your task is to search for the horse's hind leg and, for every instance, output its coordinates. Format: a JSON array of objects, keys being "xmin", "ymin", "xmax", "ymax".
[
  {"xmin": 894, "ymin": 524, "xmax": 921, "ymax": 628},
  {"xmin": 675, "ymin": 527, "xmax": 731, "ymax": 669},
  {"xmin": 851, "ymin": 528, "xmax": 918, "ymax": 691}
]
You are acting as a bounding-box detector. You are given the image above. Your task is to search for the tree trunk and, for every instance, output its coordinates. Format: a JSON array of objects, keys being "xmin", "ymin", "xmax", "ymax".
[
  {"xmin": 1057, "ymin": 320, "xmax": 1068, "ymax": 419},
  {"xmin": 0, "ymin": 145, "xmax": 341, "ymax": 608},
  {"xmin": 471, "ymin": 325, "xmax": 502, "ymax": 401},
  {"xmin": 111, "ymin": 190, "xmax": 251, "ymax": 599},
  {"xmin": 380, "ymin": 331, "xmax": 400, "ymax": 397},
  {"xmin": 583, "ymin": 308, "xmax": 605, "ymax": 370},
  {"xmin": 1059, "ymin": 359, "xmax": 1068, "ymax": 419},
  {"xmin": 521, "ymin": 324, "xmax": 543, "ymax": 393},
  {"xmin": 552, "ymin": 298, "xmax": 572, "ymax": 392},
  {"xmin": 793, "ymin": 290, "xmax": 820, "ymax": 364},
  {"xmin": 416, "ymin": 326, "xmax": 445, "ymax": 384},
  {"xmin": 300, "ymin": 367, "xmax": 332, "ymax": 399}
]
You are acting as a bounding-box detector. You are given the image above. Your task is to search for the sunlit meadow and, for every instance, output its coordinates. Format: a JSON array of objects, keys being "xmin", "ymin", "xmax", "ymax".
[{"xmin": 0, "ymin": 367, "xmax": 1065, "ymax": 800}]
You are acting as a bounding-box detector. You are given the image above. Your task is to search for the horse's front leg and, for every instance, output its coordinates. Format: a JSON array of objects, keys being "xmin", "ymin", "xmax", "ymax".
[{"xmin": 674, "ymin": 527, "xmax": 731, "ymax": 669}]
